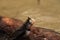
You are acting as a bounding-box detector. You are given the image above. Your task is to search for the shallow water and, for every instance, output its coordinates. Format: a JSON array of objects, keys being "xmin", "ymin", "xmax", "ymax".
[{"xmin": 0, "ymin": 0, "xmax": 60, "ymax": 32}]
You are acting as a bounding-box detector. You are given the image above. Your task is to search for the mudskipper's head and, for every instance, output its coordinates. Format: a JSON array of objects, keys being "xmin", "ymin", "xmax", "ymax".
[{"xmin": 25, "ymin": 17, "xmax": 35, "ymax": 36}]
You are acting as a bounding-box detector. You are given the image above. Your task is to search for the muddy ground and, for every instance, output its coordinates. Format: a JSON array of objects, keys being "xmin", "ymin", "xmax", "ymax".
[{"xmin": 0, "ymin": 0, "xmax": 60, "ymax": 32}]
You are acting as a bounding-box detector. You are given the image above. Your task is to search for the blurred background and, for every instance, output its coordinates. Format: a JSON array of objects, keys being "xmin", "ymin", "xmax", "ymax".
[{"xmin": 0, "ymin": 0, "xmax": 60, "ymax": 32}]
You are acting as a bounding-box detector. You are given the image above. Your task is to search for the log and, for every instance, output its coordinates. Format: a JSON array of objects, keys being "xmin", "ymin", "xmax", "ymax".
[
  {"xmin": 0, "ymin": 16, "xmax": 23, "ymax": 34},
  {"xmin": 28, "ymin": 26, "xmax": 60, "ymax": 40}
]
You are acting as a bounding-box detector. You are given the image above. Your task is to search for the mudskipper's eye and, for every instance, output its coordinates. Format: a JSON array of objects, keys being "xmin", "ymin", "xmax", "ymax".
[{"xmin": 29, "ymin": 18, "xmax": 35, "ymax": 25}]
